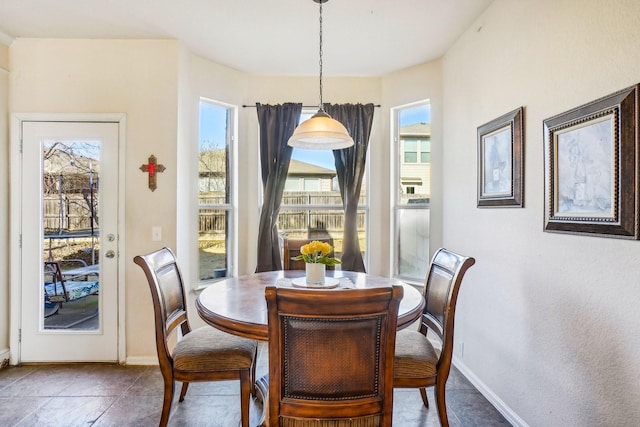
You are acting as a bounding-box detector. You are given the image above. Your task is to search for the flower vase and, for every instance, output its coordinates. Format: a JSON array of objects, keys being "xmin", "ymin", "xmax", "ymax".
[{"xmin": 305, "ymin": 262, "xmax": 326, "ymax": 285}]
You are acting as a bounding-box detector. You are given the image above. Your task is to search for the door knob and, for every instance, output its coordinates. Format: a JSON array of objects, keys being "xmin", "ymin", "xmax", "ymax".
[{"xmin": 105, "ymin": 250, "xmax": 116, "ymax": 259}]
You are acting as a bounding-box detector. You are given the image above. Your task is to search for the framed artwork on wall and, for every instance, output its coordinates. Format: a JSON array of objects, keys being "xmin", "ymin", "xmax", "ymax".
[
  {"xmin": 543, "ymin": 84, "xmax": 639, "ymax": 239},
  {"xmin": 477, "ymin": 106, "xmax": 524, "ymax": 207}
]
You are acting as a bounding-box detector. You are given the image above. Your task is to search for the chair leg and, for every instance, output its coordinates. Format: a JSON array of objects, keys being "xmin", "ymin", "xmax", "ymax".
[
  {"xmin": 434, "ymin": 382, "xmax": 449, "ymax": 427},
  {"xmin": 419, "ymin": 387, "xmax": 429, "ymax": 408},
  {"xmin": 239, "ymin": 369, "xmax": 251, "ymax": 427},
  {"xmin": 160, "ymin": 377, "xmax": 175, "ymax": 427},
  {"xmin": 179, "ymin": 381, "xmax": 189, "ymax": 402}
]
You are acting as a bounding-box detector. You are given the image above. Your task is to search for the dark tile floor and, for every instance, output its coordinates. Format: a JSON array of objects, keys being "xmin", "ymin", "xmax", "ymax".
[{"xmin": 0, "ymin": 344, "xmax": 510, "ymax": 427}]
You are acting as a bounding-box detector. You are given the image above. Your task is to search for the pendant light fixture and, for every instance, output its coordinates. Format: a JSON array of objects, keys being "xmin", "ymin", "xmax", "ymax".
[{"xmin": 287, "ymin": 0, "xmax": 354, "ymax": 150}]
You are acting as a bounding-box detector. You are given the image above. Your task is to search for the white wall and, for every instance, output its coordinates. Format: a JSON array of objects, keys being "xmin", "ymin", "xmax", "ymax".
[
  {"xmin": 381, "ymin": 61, "xmax": 443, "ymax": 270},
  {"xmin": 443, "ymin": 1, "xmax": 640, "ymax": 425},
  {"xmin": 0, "ymin": 42, "xmax": 10, "ymax": 364},
  {"xmin": 179, "ymin": 52, "xmax": 250, "ymax": 328},
  {"xmin": 9, "ymin": 39, "xmax": 181, "ymax": 361}
]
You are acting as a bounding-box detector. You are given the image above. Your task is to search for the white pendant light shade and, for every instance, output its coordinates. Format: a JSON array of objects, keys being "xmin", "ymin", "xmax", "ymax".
[
  {"xmin": 288, "ymin": 0, "xmax": 355, "ymax": 150},
  {"xmin": 288, "ymin": 109, "xmax": 354, "ymax": 149}
]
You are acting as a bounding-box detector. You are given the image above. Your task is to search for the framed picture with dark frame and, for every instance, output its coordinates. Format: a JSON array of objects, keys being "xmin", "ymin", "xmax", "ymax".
[
  {"xmin": 543, "ymin": 84, "xmax": 639, "ymax": 239},
  {"xmin": 477, "ymin": 106, "xmax": 524, "ymax": 207}
]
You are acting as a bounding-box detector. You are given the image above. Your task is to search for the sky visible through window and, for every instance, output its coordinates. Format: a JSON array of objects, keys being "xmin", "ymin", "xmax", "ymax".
[
  {"xmin": 199, "ymin": 103, "xmax": 431, "ymax": 171},
  {"xmin": 399, "ymin": 103, "xmax": 430, "ymax": 127},
  {"xmin": 199, "ymin": 102, "xmax": 226, "ymax": 150}
]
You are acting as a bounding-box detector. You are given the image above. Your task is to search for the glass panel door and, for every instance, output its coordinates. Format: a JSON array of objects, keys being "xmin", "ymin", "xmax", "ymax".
[
  {"xmin": 20, "ymin": 121, "xmax": 119, "ymax": 362},
  {"xmin": 43, "ymin": 140, "xmax": 101, "ymax": 330}
]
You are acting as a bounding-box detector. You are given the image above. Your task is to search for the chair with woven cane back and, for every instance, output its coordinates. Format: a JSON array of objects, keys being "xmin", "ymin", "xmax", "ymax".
[
  {"xmin": 393, "ymin": 247, "xmax": 476, "ymax": 427},
  {"xmin": 282, "ymin": 236, "xmax": 335, "ymax": 271},
  {"xmin": 265, "ymin": 285, "xmax": 403, "ymax": 427},
  {"xmin": 134, "ymin": 247, "xmax": 258, "ymax": 427}
]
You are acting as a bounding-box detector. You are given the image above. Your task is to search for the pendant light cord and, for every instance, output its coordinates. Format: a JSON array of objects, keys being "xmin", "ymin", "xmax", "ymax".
[{"xmin": 318, "ymin": 0, "xmax": 324, "ymax": 111}]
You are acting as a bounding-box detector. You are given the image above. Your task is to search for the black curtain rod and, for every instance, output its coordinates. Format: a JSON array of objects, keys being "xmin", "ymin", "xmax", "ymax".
[{"xmin": 242, "ymin": 104, "xmax": 381, "ymax": 108}]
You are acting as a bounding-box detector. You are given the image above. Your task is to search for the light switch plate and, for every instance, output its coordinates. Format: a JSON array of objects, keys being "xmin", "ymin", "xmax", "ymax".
[{"xmin": 152, "ymin": 226, "xmax": 162, "ymax": 241}]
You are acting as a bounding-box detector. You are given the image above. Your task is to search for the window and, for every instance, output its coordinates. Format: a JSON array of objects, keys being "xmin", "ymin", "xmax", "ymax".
[
  {"xmin": 403, "ymin": 139, "xmax": 431, "ymax": 164},
  {"xmin": 278, "ymin": 110, "xmax": 368, "ymax": 268},
  {"xmin": 303, "ymin": 178, "xmax": 321, "ymax": 191},
  {"xmin": 198, "ymin": 99, "xmax": 234, "ymax": 281},
  {"xmin": 421, "ymin": 140, "xmax": 431, "ymax": 163},
  {"xmin": 392, "ymin": 101, "xmax": 431, "ymax": 282},
  {"xmin": 404, "ymin": 140, "xmax": 418, "ymax": 163}
]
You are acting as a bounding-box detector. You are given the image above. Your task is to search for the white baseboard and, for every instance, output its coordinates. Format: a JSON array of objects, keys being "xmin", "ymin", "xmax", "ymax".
[
  {"xmin": 124, "ymin": 356, "xmax": 158, "ymax": 366},
  {"xmin": 0, "ymin": 348, "xmax": 10, "ymax": 368},
  {"xmin": 453, "ymin": 356, "xmax": 529, "ymax": 427},
  {"xmin": 0, "ymin": 349, "xmax": 156, "ymax": 368}
]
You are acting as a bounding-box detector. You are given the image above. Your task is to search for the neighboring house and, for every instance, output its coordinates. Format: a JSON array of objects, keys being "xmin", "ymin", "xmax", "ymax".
[
  {"xmin": 284, "ymin": 159, "xmax": 336, "ymax": 192},
  {"xmin": 399, "ymin": 122, "xmax": 430, "ymax": 200},
  {"xmin": 199, "ymin": 154, "xmax": 338, "ymax": 195}
]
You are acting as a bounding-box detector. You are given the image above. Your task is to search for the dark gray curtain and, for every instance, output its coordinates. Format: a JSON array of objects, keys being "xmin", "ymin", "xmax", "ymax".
[
  {"xmin": 325, "ymin": 103, "xmax": 375, "ymax": 272},
  {"xmin": 255, "ymin": 103, "xmax": 302, "ymax": 272}
]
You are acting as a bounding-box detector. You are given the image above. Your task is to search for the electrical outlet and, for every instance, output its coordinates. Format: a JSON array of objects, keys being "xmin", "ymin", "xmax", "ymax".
[{"xmin": 152, "ymin": 226, "xmax": 162, "ymax": 241}]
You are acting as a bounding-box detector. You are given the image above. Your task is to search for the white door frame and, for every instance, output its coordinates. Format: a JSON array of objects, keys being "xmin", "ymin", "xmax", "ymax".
[{"xmin": 9, "ymin": 113, "xmax": 127, "ymax": 365}]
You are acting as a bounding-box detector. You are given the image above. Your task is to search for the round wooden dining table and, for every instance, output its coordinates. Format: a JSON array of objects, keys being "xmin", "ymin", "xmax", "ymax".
[{"xmin": 196, "ymin": 270, "xmax": 425, "ymax": 341}]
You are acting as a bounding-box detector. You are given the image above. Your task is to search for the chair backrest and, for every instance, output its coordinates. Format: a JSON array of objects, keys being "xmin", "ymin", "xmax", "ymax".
[
  {"xmin": 44, "ymin": 262, "xmax": 69, "ymax": 301},
  {"xmin": 133, "ymin": 247, "xmax": 190, "ymax": 370},
  {"xmin": 265, "ymin": 285, "xmax": 403, "ymax": 427},
  {"xmin": 282, "ymin": 237, "xmax": 335, "ymax": 270},
  {"xmin": 420, "ymin": 248, "xmax": 475, "ymax": 374}
]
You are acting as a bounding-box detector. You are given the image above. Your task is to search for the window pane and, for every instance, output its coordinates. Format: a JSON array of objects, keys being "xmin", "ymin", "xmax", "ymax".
[
  {"xmin": 397, "ymin": 208, "xmax": 430, "ymax": 280},
  {"xmin": 43, "ymin": 140, "xmax": 100, "ymax": 331},
  {"xmin": 404, "ymin": 152, "xmax": 417, "ymax": 163},
  {"xmin": 398, "ymin": 107, "xmax": 430, "ymax": 205},
  {"xmin": 284, "ymin": 178, "xmax": 300, "ymax": 191},
  {"xmin": 199, "ymin": 101, "xmax": 232, "ymax": 281},
  {"xmin": 404, "ymin": 140, "xmax": 418, "ymax": 151},
  {"xmin": 303, "ymin": 178, "xmax": 320, "ymax": 191},
  {"xmin": 394, "ymin": 101, "xmax": 431, "ymax": 280},
  {"xmin": 420, "ymin": 138, "xmax": 431, "ymax": 163},
  {"xmin": 198, "ymin": 208, "xmax": 228, "ymax": 280},
  {"xmin": 278, "ymin": 111, "xmax": 368, "ymax": 269}
]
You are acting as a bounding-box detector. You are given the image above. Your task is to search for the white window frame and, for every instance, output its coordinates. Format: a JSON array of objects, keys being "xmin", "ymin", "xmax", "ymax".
[
  {"xmin": 197, "ymin": 98, "xmax": 236, "ymax": 284},
  {"xmin": 391, "ymin": 100, "xmax": 431, "ymax": 283}
]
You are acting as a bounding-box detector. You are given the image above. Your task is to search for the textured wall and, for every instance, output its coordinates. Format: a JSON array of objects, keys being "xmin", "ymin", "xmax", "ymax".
[
  {"xmin": 0, "ymin": 43, "xmax": 9, "ymax": 363},
  {"xmin": 9, "ymin": 39, "xmax": 181, "ymax": 361},
  {"xmin": 443, "ymin": 0, "xmax": 640, "ymax": 425}
]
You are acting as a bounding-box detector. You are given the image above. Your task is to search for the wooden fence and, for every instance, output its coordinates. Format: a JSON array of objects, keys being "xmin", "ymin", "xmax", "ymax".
[
  {"xmin": 46, "ymin": 191, "xmax": 365, "ymax": 236},
  {"xmin": 199, "ymin": 191, "xmax": 366, "ymax": 235},
  {"xmin": 44, "ymin": 194, "xmax": 97, "ymax": 233}
]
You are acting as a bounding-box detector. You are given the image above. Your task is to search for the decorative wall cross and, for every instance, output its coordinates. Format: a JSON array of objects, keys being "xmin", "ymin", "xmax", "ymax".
[{"xmin": 139, "ymin": 155, "xmax": 165, "ymax": 192}]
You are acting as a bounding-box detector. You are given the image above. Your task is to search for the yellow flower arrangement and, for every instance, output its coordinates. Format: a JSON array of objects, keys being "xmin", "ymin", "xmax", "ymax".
[{"xmin": 291, "ymin": 240, "xmax": 342, "ymax": 266}]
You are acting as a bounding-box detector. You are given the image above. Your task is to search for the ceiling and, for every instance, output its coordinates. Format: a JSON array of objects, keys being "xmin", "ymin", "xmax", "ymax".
[{"xmin": 0, "ymin": 0, "xmax": 493, "ymax": 77}]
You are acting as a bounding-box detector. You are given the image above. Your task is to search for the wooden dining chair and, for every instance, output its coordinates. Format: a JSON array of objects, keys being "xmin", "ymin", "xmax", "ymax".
[
  {"xmin": 134, "ymin": 247, "xmax": 258, "ymax": 427},
  {"xmin": 393, "ymin": 247, "xmax": 475, "ymax": 427},
  {"xmin": 282, "ymin": 236, "xmax": 335, "ymax": 270},
  {"xmin": 265, "ymin": 285, "xmax": 403, "ymax": 427}
]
